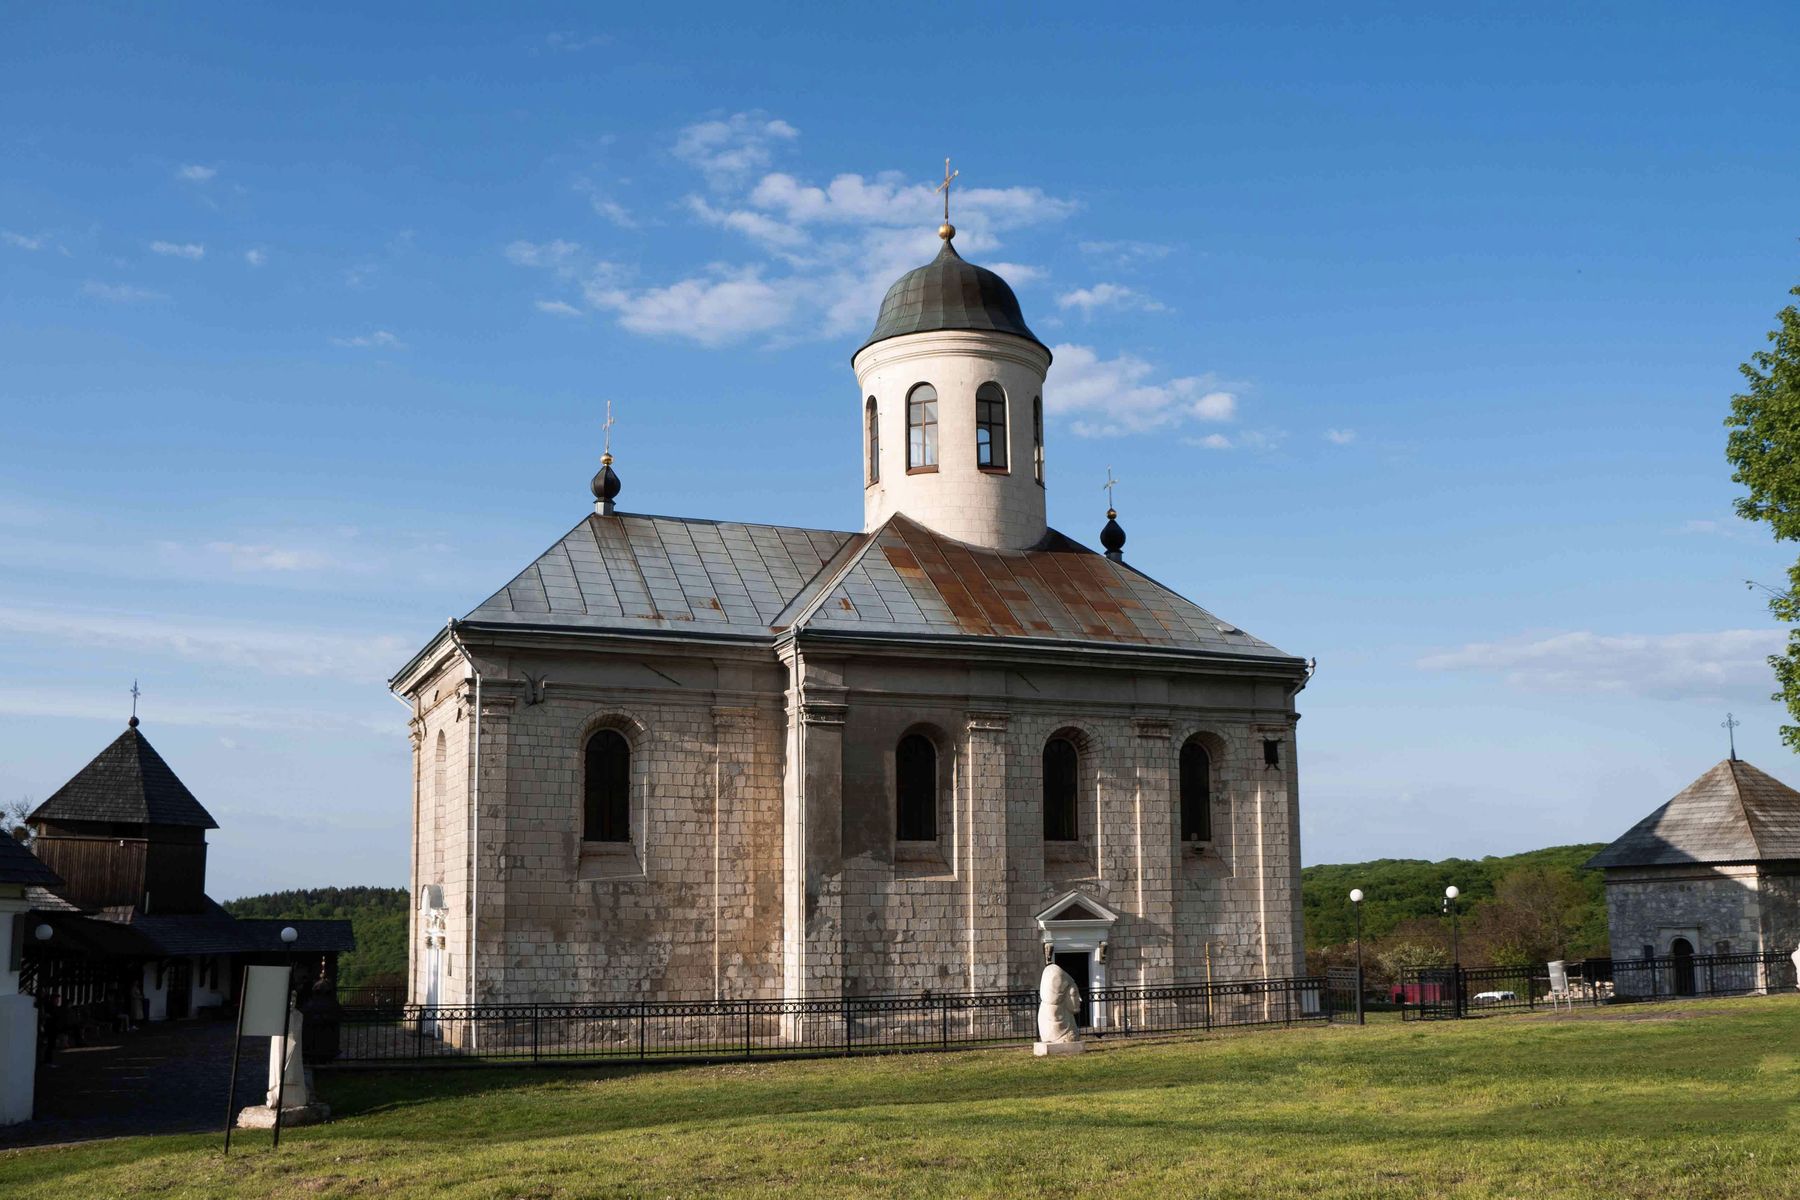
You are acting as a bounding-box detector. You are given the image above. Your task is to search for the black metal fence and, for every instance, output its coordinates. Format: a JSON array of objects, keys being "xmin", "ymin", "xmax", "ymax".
[
  {"xmin": 323, "ymin": 975, "xmax": 1331, "ymax": 1067},
  {"xmin": 1400, "ymin": 951, "xmax": 1797, "ymax": 1020}
]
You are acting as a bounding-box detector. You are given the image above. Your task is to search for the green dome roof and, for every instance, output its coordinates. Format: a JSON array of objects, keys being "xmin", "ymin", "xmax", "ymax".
[{"xmin": 855, "ymin": 236, "xmax": 1048, "ymax": 361}]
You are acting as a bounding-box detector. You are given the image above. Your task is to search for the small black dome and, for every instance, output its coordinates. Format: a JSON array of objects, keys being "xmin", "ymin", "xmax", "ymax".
[
  {"xmin": 855, "ymin": 236, "xmax": 1047, "ymax": 361},
  {"xmin": 591, "ymin": 461, "xmax": 621, "ymax": 503},
  {"xmin": 1100, "ymin": 511, "xmax": 1126, "ymax": 556}
]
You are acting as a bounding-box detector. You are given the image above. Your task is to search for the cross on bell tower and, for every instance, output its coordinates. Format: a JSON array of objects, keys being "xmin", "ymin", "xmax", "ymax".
[
  {"xmin": 1722, "ymin": 712, "xmax": 1741, "ymax": 761},
  {"xmin": 935, "ymin": 157, "xmax": 959, "ymax": 240}
]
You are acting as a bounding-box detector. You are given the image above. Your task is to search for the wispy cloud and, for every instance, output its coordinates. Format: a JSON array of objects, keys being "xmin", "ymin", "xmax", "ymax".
[
  {"xmin": 1325, "ymin": 428, "xmax": 1357, "ymax": 445},
  {"xmin": 1057, "ymin": 282, "xmax": 1165, "ymax": 315},
  {"xmin": 544, "ymin": 31, "xmax": 610, "ymax": 52},
  {"xmin": 672, "ymin": 111, "xmax": 799, "ymax": 182},
  {"xmin": 176, "ymin": 164, "xmax": 217, "ymax": 183},
  {"xmin": 202, "ymin": 542, "xmax": 336, "ymax": 572},
  {"xmin": 512, "ymin": 113, "xmax": 1077, "ymax": 348},
  {"xmin": 1079, "ymin": 238, "xmax": 1174, "ymax": 265},
  {"xmin": 3, "ymin": 230, "xmax": 45, "ymax": 251},
  {"xmin": 505, "ymin": 239, "xmax": 582, "ymax": 270},
  {"xmin": 150, "ymin": 240, "xmax": 205, "ymax": 260},
  {"xmin": 0, "ymin": 605, "xmax": 407, "ymax": 681},
  {"xmin": 1418, "ymin": 629, "xmax": 1785, "ymax": 702},
  {"xmin": 1049, "ymin": 343, "xmax": 1239, "ymax": 436},
  {"xmin": 0, "ymin": 687, "xmax": 391, "ymax": 736},
  {"xmin": 244, "ymin": 248, "xmax": 267, "ymax": 267},
  {"xmin": 82, "ymin": 281, "xmax": 166, "ymax": 303},
  {"xmin": 535, "ymin": 299, "xmax": 583, "ymax": 317},
  {"xmin": 331, "ymin": 330, "xmax": 404, "ymax": 349}
]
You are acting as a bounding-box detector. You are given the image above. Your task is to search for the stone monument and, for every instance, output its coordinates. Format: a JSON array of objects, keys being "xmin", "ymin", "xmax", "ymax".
[
  {"xmin": 235, "ymin": 1005, "xmax": 330, "ymax": 1129},
  {"xmin": 1033, "ymin": 962, "xmax": 1084, "ymax": 1056},
  {"xmin": 1791, "ymin": 943, "xmax": 1799, "ymax": 990}
]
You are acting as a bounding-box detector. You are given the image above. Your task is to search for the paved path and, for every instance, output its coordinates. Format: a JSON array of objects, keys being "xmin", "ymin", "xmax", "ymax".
[{"xmin": 0, "ymin": 1020, "xmax": 267, "ymax": 1148}]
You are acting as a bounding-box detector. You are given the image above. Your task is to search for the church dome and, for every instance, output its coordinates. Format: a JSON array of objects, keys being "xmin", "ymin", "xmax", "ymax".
[{"xmin": 855, "ymin": 235, "xmax": 1048, "ymax": 360}]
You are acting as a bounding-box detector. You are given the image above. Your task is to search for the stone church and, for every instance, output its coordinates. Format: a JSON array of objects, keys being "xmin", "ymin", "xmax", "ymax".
[{"xmin": 392, "ymin": 216, "xmax": 1311, "ymax": 1015}]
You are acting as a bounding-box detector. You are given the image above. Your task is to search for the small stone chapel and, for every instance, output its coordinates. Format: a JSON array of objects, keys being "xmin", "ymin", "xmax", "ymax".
[{"xmin": 392, "ymin": 209, "xmax": 1311, "ymax": 1014}]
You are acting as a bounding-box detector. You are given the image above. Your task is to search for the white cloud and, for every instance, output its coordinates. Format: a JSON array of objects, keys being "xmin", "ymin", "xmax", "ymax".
[
  {"xmin": 505, "ymin": 239, "xmax": 582, "ymax": 270},
  {"xmin": 1417, "ymin": 629, "xmax": 1785, "ymax": 702},
  {"xmin": 82, "ymin": 281, "xmax": 165, "ymax": 303},
  {"xmin": 1057, "ymin": 282, "xmax": 1165, "ymax": 314},
  {"xmin": 203, "ymin": 542, "xmax": 335, "ymax": 572},
  {"xmin": 1325, "ymin": 428, "xmax": 1357, "ymax": 445},
  {"xmin": 176, "ymin": 164, "xmax": 217, "ymax": 183},
  {"xmin": 672, "ymin": 111, "xmax": 799, "ymax": 181},
  {"xmin": 244, "ymin": 248, "xmax": 267, "ymax": 267},
  {"xmin": 535, "ymin": 299, "xmax": 583, "ymax": 317},
  {"xmin": 1190, "ymin": 433, "xmax": 1233, "ymax": 450},
  {"xmin": 3, "ymin": 231, "xmax": 44, "ymax": 251},
  {"xmin": 1079, "ymin": 238, "xmax": 1174, "ymax": 264},
  {"xmin": 1048, "ymin": 343, "xmax": 1240, "ymax": 436},
  {"xmin": 688, "ymin": 195, "xmax": 807, "ymax": 248},
  {"xmin": 150, "ymin": 240, "xmax": 205, "ymax": 260},
  {"xmin": 0, "ymin": 605, "xmax": 406, "ymax": 681},
  {"xmin": 544, "ymin": 31, "xmax": 609, "ymax": 52},
  {"xmin": 332, "ymin": 330, "xmax": 404, "ymax": 349},
  {"xmin": 584, "ymin": 269, "xmax": 796, "ymax": 346},
  {"xmin": 589, "ymin": 196, "xmax": 636, "ymax": 228}
]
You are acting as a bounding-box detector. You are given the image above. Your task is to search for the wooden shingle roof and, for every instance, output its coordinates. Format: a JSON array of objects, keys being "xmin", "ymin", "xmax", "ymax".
[
  {"xmin": 1587, "ymin": 758, "xmax": 1800, "ymax": 868},
  {"xmin": 0, "ymin": 836, "xmax": 61, "ymax": 887},
  {"xmin": 28, "ymin": 722, "xmax": 218, "ymax": 829}
]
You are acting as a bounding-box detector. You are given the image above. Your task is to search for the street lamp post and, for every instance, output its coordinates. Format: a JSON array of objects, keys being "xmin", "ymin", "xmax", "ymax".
[
  {"xmin": 1349, "ymin": 889, "xmax": 1365, "ymax": 1026},
  {"xmin": 272, "ymin": 926, "xmax": 298, "ymax": 1150},
  {"xmin": 1443, "ymin": 886, "xmax": 1462, "ymax": 1018}
]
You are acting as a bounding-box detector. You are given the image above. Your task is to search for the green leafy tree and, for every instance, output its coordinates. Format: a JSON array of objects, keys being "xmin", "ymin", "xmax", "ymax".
[{"xmin": 1726, "ymin": 286, "xmax": 1800, "ymax": 747}]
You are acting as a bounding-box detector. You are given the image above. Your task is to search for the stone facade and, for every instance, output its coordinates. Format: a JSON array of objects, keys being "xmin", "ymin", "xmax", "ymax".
[
  {"xmin": 1602, "ymin": 863, "xmax": 1800, "ymax": 963},
  {"xmin": 399, "ymin": 632, "xmax": 1305, "ymax": 1009}
]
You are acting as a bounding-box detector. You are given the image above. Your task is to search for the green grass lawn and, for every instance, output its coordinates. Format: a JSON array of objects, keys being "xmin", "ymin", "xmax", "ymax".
[{"xmin": 5, "ymin": 997, "xmax": 1799, "ymax": 1199}]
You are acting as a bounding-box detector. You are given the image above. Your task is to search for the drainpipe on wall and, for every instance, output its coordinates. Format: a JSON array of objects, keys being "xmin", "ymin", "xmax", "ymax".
[{"xmin": 446, "ymin": 620, "xmax": 482, "ymax": 1048}]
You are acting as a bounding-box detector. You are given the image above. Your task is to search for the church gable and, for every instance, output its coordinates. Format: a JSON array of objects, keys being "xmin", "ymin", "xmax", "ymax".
[
  {"xmin": 791, "ymin": 514, "xmax": 1293, "ymax": 659},
  {"xmin": 463, "ymin": 513, "xmax": 856, "ymax": 635}
]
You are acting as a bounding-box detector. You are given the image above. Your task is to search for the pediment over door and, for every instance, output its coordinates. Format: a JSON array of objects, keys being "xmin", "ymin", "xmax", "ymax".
[{"xmin": 1034, "ymin": 890, "xmax": 1120, "ymax": 928}]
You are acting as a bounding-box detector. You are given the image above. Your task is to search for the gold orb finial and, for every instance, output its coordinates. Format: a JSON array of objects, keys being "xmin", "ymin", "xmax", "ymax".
[
  {"xmin": 601, "ymin": 452, "xmax": 613, "ymax": 466},
  {"xmin": 938, "ymin": 222, "xmax": 955, "ymax": 241}
]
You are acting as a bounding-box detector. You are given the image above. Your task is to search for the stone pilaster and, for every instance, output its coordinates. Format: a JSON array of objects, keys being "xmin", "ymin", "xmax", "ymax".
[
  {"xmin": 470, "ymin": 682, "xmax": 515, "ymax": 1006},
  {"xmin": 1133, "ymin": 716, "xmax": 1177, "ymax": 987},
  {"xmin": 711, "ymin": 705, "xmax": 760, "ymax": 1000},
  {"xmin": 781, "ymin": 649, "xmax": 846, "ymax": 1005},
  {"xmin": 964, "ymin": 711, "xmax": 1011, "ymax": 992}
]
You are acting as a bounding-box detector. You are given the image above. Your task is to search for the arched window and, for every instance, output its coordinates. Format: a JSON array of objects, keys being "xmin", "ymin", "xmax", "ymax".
[
  {"xmin": 1180, "ymin": 737, "xmax": 1211, "ymax": 842},
  {"xmin": 584, "ymin": 729, "xmax": 631, "ymax": 842},
  {"xmin": 976, "ymin": 382, "xmax": 1008, "ymax": 469},
  {"xmin": 896, "ymin": 733, "xmax": 937, "ymax": 841},
  {"xmin": 1032, "ymin": 396, "xmax": 1044, "ymax": 484},
  {"xmin": 907, "ymin": 383, "xmax": 938, "ymax": 470},
  {"xmin": 865, "ymin": 396, "xmax": 879, "ymax": 484},
  {"xmin": 1043, "ymin": 737, "xmax": 1079, "ymax": 842}
]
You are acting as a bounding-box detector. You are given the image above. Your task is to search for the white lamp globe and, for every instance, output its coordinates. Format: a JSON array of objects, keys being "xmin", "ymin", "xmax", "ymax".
[
  {"xmin": 279, "ymin": 926, "xmax": 298, "ymax": 944},
  {"xmin": 33, "ymin": 923, "xmax": 52, "ymax": 941},
  {"xmin": 1444, "ymin": 886, "xmax": 1459, "ymax": 900},
  {"xmin": 1349, "ymin": 889, "xmax": 1364, "ymax": 903}
]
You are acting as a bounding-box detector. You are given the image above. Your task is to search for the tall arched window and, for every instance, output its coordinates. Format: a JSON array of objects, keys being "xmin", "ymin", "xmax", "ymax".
[
  {"xmin": 1032, "ymin": 396, "xmax": 1044, "ymax": 484},
  {"xmin": 896, "ymin": 733, "xmax": 937, "ymax": 841},
  {"xmin": 1180, "ymin": 737, "xmax": 1211, "ymax": 842},
  {"xmin": 1043, "ymin": 737, "xmax": 1079, "ymax": 842},
  {"xmin": 584, "ymin": 729, "xmax": 631, "ymax": 842},
  {"xmin": 976, "ymin": 382, "xmax": 1008, "ymax": 470},
  {"xmin": 865, "ymin": 396, "xmax": 880, "ymax": 484},
  {"xmin": 907, "ymin": 383, "xmax": 938, "ymax": 470}
]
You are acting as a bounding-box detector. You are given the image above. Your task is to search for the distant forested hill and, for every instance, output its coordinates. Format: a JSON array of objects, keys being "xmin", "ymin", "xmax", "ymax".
[
  {"xmin": 223, "ymin": 886, "xmax": 408, "ymax": 991},
  {"xmin": 1302, "ymin": 844, "xmax": 1611, "ymax": 970}
]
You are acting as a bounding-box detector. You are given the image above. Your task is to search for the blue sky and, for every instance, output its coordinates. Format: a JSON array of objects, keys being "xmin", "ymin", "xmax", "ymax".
[{"xmin": 4, "ymin": 4, "xmax": 1799, "ymax": 899}]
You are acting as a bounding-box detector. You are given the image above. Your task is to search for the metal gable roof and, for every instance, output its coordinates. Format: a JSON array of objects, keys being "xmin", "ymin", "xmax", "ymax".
[
  {"xmin": 1587, "ymin": 759, "xmax": 1800, "ymax": 869},
  {"xmin": 28, "ymin": 724, "xmax": 218, "ymax": 829},
  {"xmin": 461, "ymin": 512, "xmax": 857, "ymax": 636},
  {"xmin": 794, "ymin": 515, "xmax": 1295, "ymax": 660}
]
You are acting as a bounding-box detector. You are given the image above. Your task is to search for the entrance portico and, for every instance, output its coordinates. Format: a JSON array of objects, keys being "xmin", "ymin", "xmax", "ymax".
[{"xmin": 1035, "ymin": 891, "xmax": 1118, "ymax": 1029}]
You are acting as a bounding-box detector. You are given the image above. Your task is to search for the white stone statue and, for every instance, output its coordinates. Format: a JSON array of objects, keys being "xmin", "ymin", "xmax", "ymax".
[
  {"xmin": 265, "ymin": 1006, "xmax": 308, "ymax": 1108},
  {"xmin": 1037, "ymin": 963, "xmax": 1082, "ymax": 1044},
  {"xmin": 1791, "ymin": 943, "xmax": 1799, "ymax": 990}
]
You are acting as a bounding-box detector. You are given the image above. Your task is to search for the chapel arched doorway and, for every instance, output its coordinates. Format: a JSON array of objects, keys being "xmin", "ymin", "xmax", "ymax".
[{"xmin": 1670, "ymin": 937, "xmax": 1696, "ymax": 996}]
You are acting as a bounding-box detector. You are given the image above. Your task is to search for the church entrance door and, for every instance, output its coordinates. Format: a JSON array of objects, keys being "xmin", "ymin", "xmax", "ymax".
[
  {"xmin": 1053, "ymin": 952, "xmax": 1091, "ymax": 1028},
  {"xmin": 167, "ymin": 959, "xmax": 192, "ymax": 1020},
  {"xmin": 1670, "ymin": 938, "xmax": 1696, "ymax": 996}
]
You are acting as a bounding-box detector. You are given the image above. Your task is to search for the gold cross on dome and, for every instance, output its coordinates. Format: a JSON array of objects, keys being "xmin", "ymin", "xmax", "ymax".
[
  {"xmin": 602, "ymin": 400, "xmax": 615, "ymax": 461},
  {"xmin": 1103, "ymin": 466, "xmax": 1121, "ymax": 509},
  {"xmin": 935, "ymin": 157, "xmax": 959, "ymax": 223}
]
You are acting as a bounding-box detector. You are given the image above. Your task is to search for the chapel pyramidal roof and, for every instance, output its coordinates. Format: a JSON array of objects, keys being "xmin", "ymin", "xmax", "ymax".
[
  {"xmin": 452, "ymin": 511, "xmax": 1294, "ymax": 662},
  {"xmin": 28, "ymin": 722, "xmax": 219, "ymax": 829},
  {"xmin": 1587, "ymin": 757, "xmax": 1800, "ymax": 869}
]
